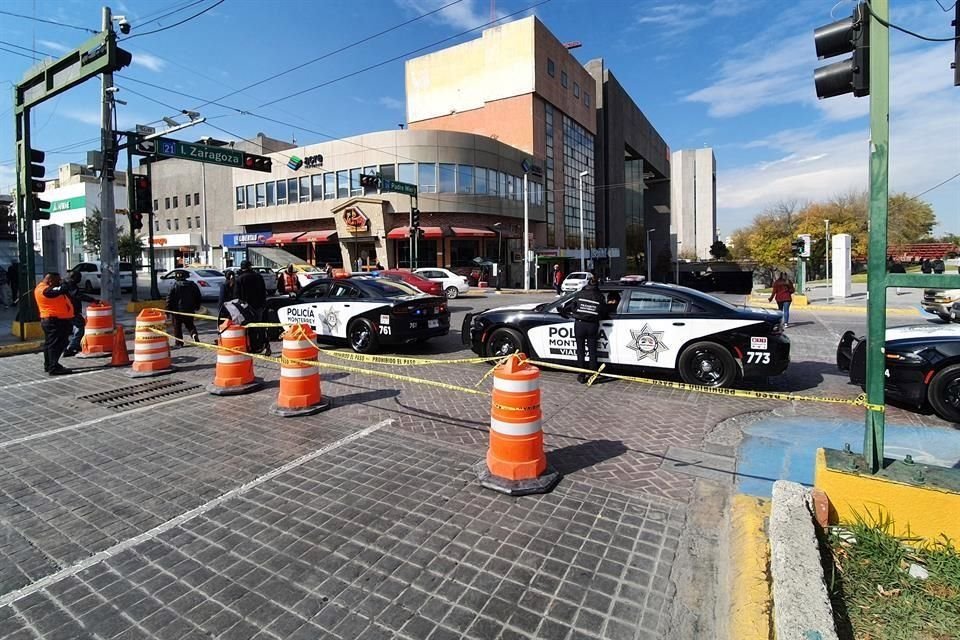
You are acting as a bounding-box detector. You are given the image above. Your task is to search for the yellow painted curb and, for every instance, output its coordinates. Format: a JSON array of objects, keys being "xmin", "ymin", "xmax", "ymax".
[
  {"xmin": 792, "ymin": 294, "xmax": 809, "ymax": 306},
  {"xmin": 0, "ymin": 340, "xmax": 44, "ymax": 356},
  {"xmin": 9, "ymin": 320, "xmax": 43, "ymax": 340},
  {"xmin": 747, "ymin": 299, "xmax": 920, "ymax": 315},
  {"xmin": 729, "ymin": 494, "xmax": 773, "ymax": 640},
  {"xmin": 814, "ymin": 448, "xmax": 960, "ymax": 544},
  {"xmin": 126, "ymin": 300, "xmax": 166, "ymax": 313}
]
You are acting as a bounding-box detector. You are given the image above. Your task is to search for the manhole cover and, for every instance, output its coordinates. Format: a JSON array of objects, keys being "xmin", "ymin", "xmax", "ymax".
[{"xmin": 77, "ymin": 379, "xmax": 202, "ymax": 410}]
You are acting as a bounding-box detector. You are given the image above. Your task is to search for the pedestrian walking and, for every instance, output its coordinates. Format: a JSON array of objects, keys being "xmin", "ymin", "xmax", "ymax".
[
  {"xmin": 62, "ymin": 270, "xmax": 97, "ymax": 356},
  {"xmin": 236, "ymin": 260, "xmax": 270, "ymax": 355},
  {"xmin": 562, "ymin": 273, "xmax": 607, "ymax": 384},
  {"xmin": 769, "ymin": 272, "xmax": 795, "ymax": 327},
  {"xmin": 166, "ymin": 271, "xmax": 202, "ymax": 347},
  {"xmin": 889, "ymin": 258, "xmax": 906, "ymax": 295},
  {"xmin": 553, "ymin": 264, "xmax": 564, "ymax": 296},
  {"xmin": 0, "ymin": 265, "xmax": 11, "ymax": 308},
  {"xmin": 8, "ymin": 261, "xmax": 19, "ymax": 302},
  {"xmin": 34, "ymin": 272, "xmax": 75, "ymax": 375}
]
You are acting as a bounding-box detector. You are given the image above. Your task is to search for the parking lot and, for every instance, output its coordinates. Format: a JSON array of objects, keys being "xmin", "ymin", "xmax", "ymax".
[{"xmin": 0, "ymin": 291, "xmax": 953, "ymax": 639}]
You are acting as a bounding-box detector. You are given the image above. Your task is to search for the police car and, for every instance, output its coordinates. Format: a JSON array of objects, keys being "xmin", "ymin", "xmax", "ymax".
[
  {"xmin": 463, "ymin": 282, "xmax": 790, "ymax": 387},
  {"xmin": 268, "ymin": 276, "xmax": 450, "ymax": 354}
]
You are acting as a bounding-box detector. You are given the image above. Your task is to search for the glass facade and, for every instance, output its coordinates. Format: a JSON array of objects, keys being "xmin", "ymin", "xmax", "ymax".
[
  {"xmin": 624, "ymin": 157, "xmax": 645, "ymax": 274},
  {"xmin": 545, "ymin": 103, "xmax": 556, "ymax": 242},
  {"xmin": 562, "ymin": 113, "xmax": 595, "ymax": 249}
]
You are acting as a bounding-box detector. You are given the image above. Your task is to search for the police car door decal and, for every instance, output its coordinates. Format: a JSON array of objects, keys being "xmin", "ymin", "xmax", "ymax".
[
  {"xmin": 608, "ymin": 318, "xmax": 763, "ymax": 368},
  {"xmin": 278, "ymin": 301, "xmax": 385, "ymax": 339},
  {"xmin": 526, "ymin": 322, "xmax": 613, "ymax": 362}
]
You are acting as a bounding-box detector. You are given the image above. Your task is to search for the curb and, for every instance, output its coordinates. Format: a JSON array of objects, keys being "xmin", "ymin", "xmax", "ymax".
[
  {"xmin": 746, "ymin": 298, "xmax": 920, "ymax": 315},
  {"xmin": 728, "ymin": 494, "xmax": 773, "ymax": 640},
  {"xmin": 769, "ymin": 480, "xmax": 838, "ymax": 640},
  {"xmin": 0, "ymin": 340, "xmax": 44, "ymax": 357}
]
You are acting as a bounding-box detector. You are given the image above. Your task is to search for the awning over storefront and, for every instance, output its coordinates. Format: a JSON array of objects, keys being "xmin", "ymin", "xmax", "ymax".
[
  {"xmin": 451, "ymin": 226, "xmax": 496, "ymax": 238},
  {"xmin": 298, "ymin": 230, "xmax": 338, "ymax": 243},
  {"xmin": 266, "ymin": 232, "xmax": 305, "ymax": 245},
  {"xmin": 387, "ymin": 226, "xmax": 444, "ymax": 239}
]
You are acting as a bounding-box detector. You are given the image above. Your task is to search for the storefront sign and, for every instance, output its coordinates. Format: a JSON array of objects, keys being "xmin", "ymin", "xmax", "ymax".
[
  {"xmin": 304, "ymin": 154, "xmax": 324, "ymax": 168},
  {"xmin": 223, "ymin": 231, "xmax": 272, "ymax": 247},
  {"xmin": 152, "ymin": 238, "xmax": 168, "ymax": 246},
  {"xmin": 50, "ymin": 196, "xmax": 86, "ymax": 213},
  {"xmin": 343, "ymin": 207, "xmax": 369, "ymax": 233}
]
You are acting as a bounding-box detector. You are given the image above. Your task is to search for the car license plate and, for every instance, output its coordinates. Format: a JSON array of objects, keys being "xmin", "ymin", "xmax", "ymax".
[{"xmin": 428, "ymin": 319, "xmax": 439, "ymax": 328}]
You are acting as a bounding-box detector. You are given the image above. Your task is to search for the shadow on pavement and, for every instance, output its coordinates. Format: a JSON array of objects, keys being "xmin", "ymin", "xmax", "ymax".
[{"xmin": 547, "ymin": 439, "xmax": 628, "ymax": 474}]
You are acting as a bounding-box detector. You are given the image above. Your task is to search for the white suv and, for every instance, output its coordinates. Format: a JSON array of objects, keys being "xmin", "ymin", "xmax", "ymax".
[
  {"xmin": 70, "ymin": 262, "xmax": 134, "ymax": 292},
  {"xmin": 413, "ymin": 268, "xmax": 471, "ymax": 299},
  {"xmin": 560, "ymin": 271, "xmax": 592, "ymax": 293}
]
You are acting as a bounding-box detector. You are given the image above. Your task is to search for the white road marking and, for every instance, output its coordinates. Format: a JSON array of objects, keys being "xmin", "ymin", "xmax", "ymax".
[
  {"xmin": 0, "ymin": 369, "xmax": 102, "ymax": 390},
  {"xmin": 0, "ymin": 392, "xmax": 206, "ymax": 449},
  {"xmin": 0, "ymin": 418, "xmax": 392, "ymax": 609}
]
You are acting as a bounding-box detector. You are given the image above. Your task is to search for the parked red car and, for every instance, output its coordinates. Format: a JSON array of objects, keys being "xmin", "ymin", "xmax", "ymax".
[{"xmin": 378, "ymin": 269, "xmax": 443, "ymax": 296}]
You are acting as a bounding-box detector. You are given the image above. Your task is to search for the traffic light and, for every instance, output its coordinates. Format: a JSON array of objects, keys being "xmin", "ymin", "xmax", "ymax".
[
  {"xmin": 242, "ymin": 152, "xmax": 272, "ymax": 173},
  {"xmin": 27, "ymin": 148, "xmax": 51, "ymax": 220},
  {"xmin": 360, "ymin": 174, "xmax": 379, "ymax": 189},
  {"xmin": 791, "ymin": 238, "xmax": 805, "ymax": 256},
  {"xmin": 814, "ymin": 2, "xmax": 870, "ymax": 99},
  {"xmin": 110, "ymin": 46, "xmax": 133, "ymax": 72},
  {"xmin": 103, "ymin": 146, "xmax": 118, "ymax": 181},
  {"xmin": 130, "ymin": 212, "xmax": 144, "ymax": 231},
  {"xmin": 134, "ymin": 175, "xmax": 152, "ymax": 214},
  {"xmin": 411, "ymin": 208, "xmax": 420, "ymax": 228}
]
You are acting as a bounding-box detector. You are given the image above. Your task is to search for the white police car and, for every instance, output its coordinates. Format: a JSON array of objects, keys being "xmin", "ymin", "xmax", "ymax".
[
  {"xmin": 463, "ymin": 282, "xmax": 790, "ymax": 388},
  {"xmin": 268, "ymin": 276, "xmax": 450, "ymax": 354}
]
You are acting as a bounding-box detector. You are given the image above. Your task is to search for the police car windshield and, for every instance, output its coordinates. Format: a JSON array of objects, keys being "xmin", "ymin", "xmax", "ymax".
[{"xmin": 360, "ymin": 279, "xmax": 423, "ymax": 297}]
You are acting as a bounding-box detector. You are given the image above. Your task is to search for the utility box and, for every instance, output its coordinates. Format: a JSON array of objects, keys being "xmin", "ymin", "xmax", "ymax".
[
  {"xmin": 41, "ymin": 224, "xmax": 66, "ymax": 276},
  {"xmin": 832, "ymin": 233, "xmax": 852, "ymax": 298}
]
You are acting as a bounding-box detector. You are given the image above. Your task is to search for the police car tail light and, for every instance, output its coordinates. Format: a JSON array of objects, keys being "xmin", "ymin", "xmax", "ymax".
[
  {"xmin": 392, "ymin": 306, "xmax": 409, "ymax": 315},
  {"xmin": 438, "ymin": 303, "xmax": 447, "ymax": 314}
]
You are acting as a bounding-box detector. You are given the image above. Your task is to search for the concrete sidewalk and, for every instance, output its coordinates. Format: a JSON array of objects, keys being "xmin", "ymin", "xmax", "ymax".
[{"xmin": 748, "ymin": 281, "xmax": 926, "ymax": 315}]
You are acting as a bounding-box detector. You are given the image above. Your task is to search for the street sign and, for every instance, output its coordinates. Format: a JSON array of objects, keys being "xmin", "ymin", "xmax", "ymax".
[
  {"xmin": 380, "ymin": 179, "xmax": 417, "ymax": 197},
  {"xmin": 154, "ymin": 137, "xmax": 244, "ymax": 168},
  {"xmin": 135, "ymin": 124, "xmax": 156, "ymax": 136}
]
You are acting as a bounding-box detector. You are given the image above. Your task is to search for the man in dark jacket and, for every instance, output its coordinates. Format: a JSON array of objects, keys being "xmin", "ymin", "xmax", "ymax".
[
  {"xmin": 236, "ymin": 260, "xmax": 269, "ymax": 354},
  {"xmin": 562, "ymin": 273, "xmax": 608, "ymax": 383},
  {"xmin": 166, "ymin": 271, "xmax": 202, "ymax": 346},
  {"xmin": 7, "ymin": 262, "xmax": 19, "ymax": 302},
  {"xmin": 62, "ymin": 270, "xmax": 98, "ymax": 356}
]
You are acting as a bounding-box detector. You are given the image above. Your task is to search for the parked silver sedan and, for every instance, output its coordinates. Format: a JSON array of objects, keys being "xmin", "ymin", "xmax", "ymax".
[{"xmin": 157, "ymin": 268, "xmax": 227, "ymax": 300}]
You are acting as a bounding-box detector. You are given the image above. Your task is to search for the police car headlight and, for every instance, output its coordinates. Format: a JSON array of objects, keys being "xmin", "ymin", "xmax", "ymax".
[{"xmin": 885, "ymin": 352, "xmax": 923, "ymax": 363}]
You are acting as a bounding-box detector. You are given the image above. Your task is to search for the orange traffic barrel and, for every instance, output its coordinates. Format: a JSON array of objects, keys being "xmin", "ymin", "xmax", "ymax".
[
  {"xmin": 208, "ymin": 320, "xmax": 262, "ymax": 395},
  {"xmin": 476, "ymin": 355, "xmax": 560, "ymax": 496},
  {"xmin": 270, "ymin": 324, "xmax": 330, "ymax": 416},
  {"xmin": 76, "ymin": 302, "xmax": 113, "ymax": 358},
  {"xmin": 129, "ymin": 308, "xmax": 174, "ymax": 377}
]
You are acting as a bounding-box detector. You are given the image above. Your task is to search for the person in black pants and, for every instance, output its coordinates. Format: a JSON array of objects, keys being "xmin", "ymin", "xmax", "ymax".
[
  {"xmin": 62, "ymin": 270, "xmax": 98, "ymax": 356},
  {"xmin": 34, "ymin": 272, "xmax": 75, "ymax": 375},
  {"xmin": 235, "ymin": 260, "xmax": 269, "ymax": 355},
  {"xmin": 166, "ymin": 271, "xmax": 202, "ymax": 347},
  {"xmin": 562, "ymin": 274, "xmax": 608, "ymax": 384}
]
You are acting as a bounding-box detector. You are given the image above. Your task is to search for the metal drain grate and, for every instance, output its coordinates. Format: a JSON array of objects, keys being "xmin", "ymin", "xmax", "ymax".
[{"xmin": 77, "ymin": 379, "xmax": 203, "ymax": 410}]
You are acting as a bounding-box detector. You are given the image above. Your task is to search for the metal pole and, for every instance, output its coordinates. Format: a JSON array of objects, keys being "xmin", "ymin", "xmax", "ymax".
[
  {"xmin": 496, "ymin": 226, "xmax": 502, "ymax": 291},
  {"xmin": 825, "ymin": 219, "xmax": 830, "ymax": 286},
  {"xmin": 99, "ymin": 6, "xmax": 119, "ymax": 304},
  {"xmin": 523, "ymin": 172, "xmax": 529, "ymax": 291},
  {"xmin": 13, "ymin": 105, "xmax": 39, "ymax": 338},
  {"xmin": 201, "ymin": 161, "xmax": 209, "ymax": 265},
  {"xmin": 675, "ymin": 240, "xmax": 680, "ymax": 285},
  {"xmin": 578, "ymin": 171, "xmax": 586, "ymax": 273},
  {"xmin": 646, "ymin": 228, "xmax": 656, "ymax": 283},
  {"xmin": 127, "ymin": 139, "xmax": 137, "ymax": 301},
  {"xmin": 863, "ymin": 0, "xmax": 890, "ymax": 474},
  {"xmin": 146, "ymin": 160, "xmax": 159, "ymax": 299}
]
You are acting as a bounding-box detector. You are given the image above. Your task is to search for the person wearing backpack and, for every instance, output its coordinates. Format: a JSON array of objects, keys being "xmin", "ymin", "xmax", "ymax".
[{"xmin": 166, "ymin": 271, "xmax": 202, "ymax": 347}]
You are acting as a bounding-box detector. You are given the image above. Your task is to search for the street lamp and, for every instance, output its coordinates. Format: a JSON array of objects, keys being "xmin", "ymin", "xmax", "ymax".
[
  {"xmin": 824, "ymin": 219, "xmax": 831, "ymax": 286},
  {"xmin": 493, "ymin": 222, "xmax": 503, "ymax": 291},
  {"xmin": 646, "ymin": 228, "xmax": 656, "ymax": 283},
  {"xmin": 578, "ymin": 170, "xmax": 589, "ymax": 273}
]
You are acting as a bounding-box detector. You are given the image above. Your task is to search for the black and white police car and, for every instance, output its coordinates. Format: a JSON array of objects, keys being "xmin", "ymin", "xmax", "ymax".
[
  {"xmin": 267, "ymin": 276, "xmax": 450, "ymax": 354},
  {"xmin": 837, "ymin": 324, "xmax": 960, "ymax": 423},
  {"xmin": 463, "ymin": 282, "xmax": 790, "ymax": 388}
]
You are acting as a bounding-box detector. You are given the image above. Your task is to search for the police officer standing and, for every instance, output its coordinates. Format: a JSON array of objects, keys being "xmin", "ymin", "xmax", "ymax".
[
  {"xmin": 563, "ymin": 273, "xmax": 607, "ymax": 383},
  {"xmin": 62, "ymin": 270, "xmax": 97, "ymax": 357},
  {"xmin": 34, "ymin": 272, "xmax": 75, "ymax": 375},
  {"xmin": 166, "ymin": 271, "xmax": 202, "ymax": 347},
  {"xmin": 236, "ymin": 260, "xmax": 269, "ymax": 355}
]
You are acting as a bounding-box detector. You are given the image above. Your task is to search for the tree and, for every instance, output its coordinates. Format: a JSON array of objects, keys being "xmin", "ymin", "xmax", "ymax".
[
  {"xmin": 709, "ymin": 240, "xmax": 730, "ymax": 260},
  {"xmin": 82, "ymin": 209, "xmax": 102, "ymax": 255},
  {"xmin": 887, "ymin": 194, "xmax": 935, "ymax": 246},
  {"xmin": 118, "ymin": 233, "xmax": 144, "ymax": 264}
]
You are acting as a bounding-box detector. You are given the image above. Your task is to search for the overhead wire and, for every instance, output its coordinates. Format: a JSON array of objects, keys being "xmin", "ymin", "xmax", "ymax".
[
  {"xmin": 121, "ymin": 0, "xmax": 226, "ymax": 40},
  {"xmin": 132, "ymin": 0, "xmax": 209, "ymax": 28},
  {"xmin": 863, "ymin": 0, "xmax": 960, "ymax": 41},
  {"xmin": 0, "ymin": 9, "xmax": 97, "ymax": 33}
]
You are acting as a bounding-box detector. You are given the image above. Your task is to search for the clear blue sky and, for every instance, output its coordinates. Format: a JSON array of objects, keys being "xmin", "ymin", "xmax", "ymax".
[{"xmin": 2, "ymin": 0, "xmax": 958, "ymax": 236}]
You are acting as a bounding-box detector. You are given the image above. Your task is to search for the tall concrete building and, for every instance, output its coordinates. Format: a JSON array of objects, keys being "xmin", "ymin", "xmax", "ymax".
[{"xmin": 670, "ymin": 148, "xmax": 716, "ymax": 260}]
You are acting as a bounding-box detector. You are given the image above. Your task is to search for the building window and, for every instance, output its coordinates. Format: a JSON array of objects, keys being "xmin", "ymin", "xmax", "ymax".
[
  {"xmin": 174, "ymin": 219, "xmax": 179, "ymax": 231},
  {"xmin": 562, "ymin": 114, "xmax": 596, "ymax": 249},
  {"xmin": 194, "ymin": 192, "xmax": 199, "ymax": 204},
  {"xmin": 166, "ymin": 219, "xmax": 171, "ymax": 230},
  {"xmin": 311, "ymin": 174, "xmax": 323, "ymax": 200},
  {"xmin": 561, "ymin": 71, "xmax": 568, "ymax": 88},
  {"xmin": 235, "ymin": 187, "xmax": 244, "ymax": 210},
  {"xmin": 584, "ymin": 92, "xmax": 591, "ymax": 107},
  {"xmin": 418, "ymin": 163, "xmax": 437, "ymax": 193},
  {"xmin": 276, "ymin": 179, "xmax": 287, "ymax": 205},
  {"xmin": 195, "ymin": 216, "xmax": 200, "ymax": 228},
  {"xmin": 336, "ymin": 170, "xmax": 349, "ymax": 198},
  {"xmin": 246, "ymin": 185, "xmax": 255, "ymax": 209},
  {"xmin": 299, "ymin": 176, "xmax": 311, "ymax": 202},
  {"xmin": 172, "ymin": 196, "xmax": 178, "ymax": 208},
  {"xmin": 287, "ymin": 177, "xmax": 299, "ymax": 203},
  {"xmin": 547, "ymin": 58, "xmax": 555, "ymax": 77},
  {"xmin": 362, "ymin": 166, "xmax": 377, "ymax": 195},
  {"xmin": 398, "ymin": 163, "xmax": 415, "ymax": 184},
  {"xmin": 153, "ymin": 199, "xmax": 158, "ymax": 211},
  {"xmin": 438, "ymin": 163, "xmax": 456, "ymax": 193},
  {"xmin": 475, "ymin": 166, "xmax": 488, "ymax": 194},
  {"xmin": 266, "ymin": 181, "xmax": 275, "ymax": 206},
  {"xmin": 457, "ymin": 165, "xmax": 474, "ymax": 194},
  {"xmin": 187, "ymin": 217, "xmax": 192, "ymax": 229},
  {"xmin": 350, "ymin": 168, "xmax": 362, "ymax": 197},
  {"xmin": 379, "ymin": 164, "xmax": 396, "ymax": 183},
  {"xmin": 573, "ymin": 82, "xmax": 580, "ymax": 98},
  {"xmin": 186, "ymin": 193, "xmax": 192, "ymax": 207},
  {"xmin": 487, "ymin": 168, "xmax": 498, "ymax": 197},
  {"xmin": 324, "ymin": 173, "xmax": 335, "ymax": 200},
  {"xmin": 154, "ymin": 218, "xmax": 159, "ymax": 232},
  {"xmin": 545, "ymin": 101, "xmax": 556, "ymax": 242},
  {"xmin": 255, "ymin": 183, "xmax": 266, "ymax": 207},
  {"xmin": 164, "ymin": 197, "xmax": 170, "ymax": 210},
  {"xmin": 499, "ymin": 172, "xmax": 508, "ymax": 199}
]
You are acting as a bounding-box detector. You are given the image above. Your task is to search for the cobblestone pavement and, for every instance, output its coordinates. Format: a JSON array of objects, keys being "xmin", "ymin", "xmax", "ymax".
[{"xmin": 0, "ymin": 295, "xmax": 951, "ymax": 639}]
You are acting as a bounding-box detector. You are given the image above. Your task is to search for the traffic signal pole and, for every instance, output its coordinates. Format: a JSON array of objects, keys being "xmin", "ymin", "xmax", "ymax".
[
  {"xmin": 99, "ymin": 6, "xmax": 120, "ymax": 304},
  {"xmin": 126, "ymin": 134, "xmax": 137, "ymax": 302},
  {"xmin": 863, "ymin": 0, "xmax": 890, "ymax": 474},
  {"xmin": 13, "ymin": 106, "xmax": 40, "ymax": 337}
]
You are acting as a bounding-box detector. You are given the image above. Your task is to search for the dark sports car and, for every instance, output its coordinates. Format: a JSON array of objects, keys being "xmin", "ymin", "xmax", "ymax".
[
  {"xmin": 265, "ymin": 276, "xmax": 449, "ymax": 353},
  {"xmin": 837, "ymin": 324, "xmax": 960, "ymax": 423},
  {"xmin": 463, "ymin": 282, "xmax": 790, "ymax": 388}
]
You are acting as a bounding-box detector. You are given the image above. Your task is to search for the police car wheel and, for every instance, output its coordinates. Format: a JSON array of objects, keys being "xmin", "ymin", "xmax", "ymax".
[
  {"xmin": 486, "ymin": 328, "xmax": 524, "ymax": 358},
  {"xmin": 348, "ymin": 318, "xmax": 380, "ymax": 354},
  {"xmin": 445, "ymin": 286, "xmax": 459, "ymax": 299},
  {"xmin": 928, "ymin": 364, "xmax": 960, "ymax": 424},
  {"xmin": 678, "ymin": 341, "xmax": 737, "ymax": 388}
]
